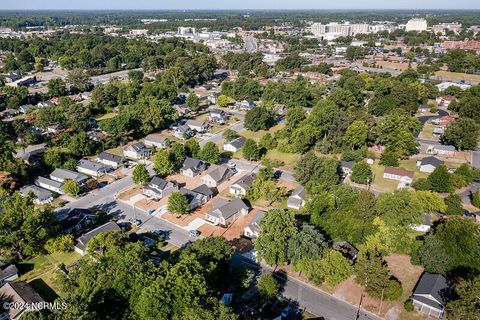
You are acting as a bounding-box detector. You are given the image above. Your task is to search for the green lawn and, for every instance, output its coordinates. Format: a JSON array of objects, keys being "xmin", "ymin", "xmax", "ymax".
[
  {"xmin": 266, "ymin": 149, "xmax": 301, "ymax": 169},
  {"xmin": 240, "ymin": 123, "xmax": 285, "ymax": 143},
  {"xmin": 370, "ymin": 162, "xmax": 401, "ymax": 193},
  {"xmin": 18, "ymin": 251, "xmax": 81, "ymax": 300}
]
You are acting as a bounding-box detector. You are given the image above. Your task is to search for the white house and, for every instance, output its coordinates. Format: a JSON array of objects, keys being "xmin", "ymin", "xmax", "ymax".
[
  {"xmin": 180, "ymin": 157, "xmax": 206, "ymax": 177},
  {"xmin": 186, "ymin": 120, "xmax": 209, "ymax": 133},
  {"xmin": 208, "ymin": 109, "xmax": 226, "ymax": 124},
  {"xmin": 76, "ymin": 159, "xmax": 108, "ymax": 177},
  {"xmin": 144, "ymin": 134, "xmax": 169, "ymax": 149},
  {"xmin": 74, "ymin": 222, "xmax": 121, "ymax": 256},
  {"xmin": 287, "ymin": 186, "xmax": 307, "ymax": 210},
  {"xmin": 50, "ymin": 168, "xmax": 88, "ymax": 184},
  {"xmin": 123, "ymin": 142, "xmax": 152, "ymax": 160},
  {"xmin": 143, "ymin": 176, "xmax": 179, "ymax": 200},
  {"xmin": 35, "ymin": 176, "xmax": 64, "ymax": 194},
  {"xmin": 427, "ymin": 144, "xmax": 455, "ymax": 157},
  {"xmin": 19, "ymin": 185, "xmax": 53, "ymax": 204},
  {"xmin": 201, "ymin": 165, "xmax": 233, "ymax": 187},
  {"xmin": 244, "ymin": 210, "xmax": 265, "ymax": 239},
  {"xmin": 223, "ymin": 136, "xmax": 246, "ymax": 153},
  {"xmin": 416, "ymin": 156, "xmax": 444, "ymax": 173},
  {"xmin": 96, "ymin": 152, "xmax": 124, "ymax": 169},
  {"xmin": 412, "ymin": 273, "xmax": 448, "ymax": 319},
  {"xmin": 230, "ymin": 173, "xmax": 256, "ymax": 197},
  {"xmin": 205, "ymin": 198, "xmax": 249, "ymax": 227},
  {"xmin": 383, "ymin": 167, "xmax": 414, "ymax": 184}
]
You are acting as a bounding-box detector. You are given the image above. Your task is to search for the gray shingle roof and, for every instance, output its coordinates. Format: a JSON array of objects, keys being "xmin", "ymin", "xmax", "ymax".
[
  {"xmin": 0, "ymin": 281, "xmax": 44, "ymax": 319},
  {"xmin": 77, "ymin": 159, "xmax": 107, "ymax": 172},
  {"xmin": 75, "ymin": 222, "xmax": 121, "ymax": 252},
  {"xmin": 413, "ymin": 273, "xmax": 448, "ymax": 308},
  {"xmin": 19, "ymin": 185, "xmax": 53, "ymax": 202},
  {"xmin": 192, "ymin": 184, "xmax": 213, "ymax": 197},
  {"xmin": 290, "ymin": 185, "xmax": 307, "ymax": 199},
  {"xmin": 0, "ymin": 263, "xmax": 18, "ymax": 281},
  {"xmin": 420, "ymin": 156, "xmax": 444, "ymax": 167},
  {"xmin": 97, "ymin": 151, "xmax": 124, "ymax": 164},
  {"xmin": 231, "ymin": 173, "xmax": 256, "ymax": 190},
  {"xmin": 226, "ymin": 136, "xmax": 246, "ymax": 149},
  {"xmin": 50, "ymin": 168, "xmax": 88, "ymax": 182},
  {"xmin": 182, "ymin": 157, "xmax": 205, "ymax": 171},
  {"xmin": 35, "ymin": 176, "xmax": 63, "ymax": 189},
  {"xmin": 203, "ymin": 165, "xmax": 232, "ymax": 183},
  {"xmin": 209, "ymin": 198, "xmax": 249, "ymax": 220}
]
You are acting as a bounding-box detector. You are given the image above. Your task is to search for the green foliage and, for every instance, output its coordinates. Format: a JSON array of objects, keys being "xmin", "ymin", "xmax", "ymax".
[
  {"xmin": 62, "ymin": 179, "xmax": 81, "ymax": 197},
  {"xmin": 255, "ymin": 209, "xmax": 297, "ymax": 266},
  {"xmin": 0, "ymin": 192, "xmax": 59, "ymax": 260},
  {"xmin": 200, "ymin": 142, "xmax": 220, "ymax": 164},
  {"xmin": 184, "ymin": 138, "xmax": 200, "ymax": 158},
  {"xmin": 167, "ymin": 191, "xmax": 190, "ymax": 215},
  {"xmin": 473, "ymin": 190, "xmax": 480, "ymax": 208},
  {"xmin": 257, "ymin": 274, "xmax": 279, "ymax": 301},
  {"xmin": 297, "ymin": 249, "xmax": 354, "ymax": 286},
  {"xmin": 44, "ymin": 235, "xmax": 74, "ymax": 253},
  {"xmin": 132, "ymin": 164, "xmax": 150, "ymax": 185},
  {"xmin": 47, "ymin": 77, "xmax": 67, "ymax": 97},
  {"xmin": 128, "ymin": 70, "xmax": 144, "ymax": 82},
  {"xmin": 222, "ymin": 128, "xmax": 240, "ymax": 142},
  {"xmin": 67, "ymin": 68, "xmax": 92, "ymax": 91},
  {"xmin": 221, "ymin": 76, "xmax": 262, "ymax": 101},
  {"xmin": 259, "ymin": 133, "xmax": 277, "ymax": 150},
  {"xmin": 351, "ymin": 161, "xmax": 373, "ymax": 185},
  {"xmin": 168, "ymin": 142, "xmax": 186, "ymax": 169},
  {"xmin": 294, "ymin": 153, "xmax": 340, "ymax": 191},
  {"xmin": 444, "ymin": 194, "xmax": 464, "ymax": 215},
  {"xmin": 186, "ymin": 93, "xmax": 200, "ymax": 111},
  {"xmin": 442, "ymin": 118, "xmax": 479, "ymax": 150},
  {"xmin": 355, "ymin": 250, "xmax": 403, "ymax": 301},
  {"xmin": 242, "ymin": 139, "xmax": 261, "ymax": 161},
  {"xmin": 404, "ymin": 300, "xmax": 414, "ymax": 312},
  {"xmin": 415, "ymin": 217, "xmax": 480, "ymax": 274},
  {"xmin": 427, "ymin": 165, "xmax": 453, "ymax": 193},
  {"xmin": 153, "ymin": 150, "xmax": 174, "ymax": 176},
  {"xmin": 343, "ymin": 120, "xmax": 368, "ymax": 150},
  {"xmin": 216, "ymin": 95, "xmax": 230, "ymax": 108},
  {"xmin": 287, "ymin": 224, "xmax": 328, "ymax": 267},
  {"xmin": 244, "ymin": 107, "xmax": 275, "ymax": 132},
  {"xmin": 446, "ymin": 276, "xmax": 480, "ymax": 320}
]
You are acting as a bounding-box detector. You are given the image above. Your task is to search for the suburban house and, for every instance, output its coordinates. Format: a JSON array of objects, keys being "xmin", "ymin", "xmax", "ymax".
[
  {"xmin": 340, "ymin": 161, "xmax": 355, "ymax": 176},
  {"xmin": 19, "ymin": 185, "xmax": 53, "ymax": 205},
  {"xmin": 417, "ymin": 157, "xmax": 444, "ymax": 173},
  {"xmin": 144, "ymin": 134, "xmax": 169, "ymax": 149},
  {"xmin": 37, "ymin": 101, "xmax": 55, "ymax": 108},
  {"xmin": 80, "ymin": 91, "xmax": 92, "ymax": 100},
  {"xmin": 143, "ymin": 176, "xmax": 179, "ymax": 200},
  {"xmin": 0, "ymin": 263, "xmax": 18, "ymax": 286},
  {"xmin": 76, "ymin": 159, "xmax": 108, "ymax": 177},
  {"xmin": 239, "ymin": 99, "xmax": 255, "ymax": 110},
  {"xmin": 123, "ymin": 142, "xmax": 152, "ymax": 160},
  {"xmin": 207, "ymin": 92, "xmax": 220, "ymax": 104},
  {"xmin": 18, "ymin": 104, "xmax": 35, "ymax": 113},
  {"xmin": 174, "ymin": 104, "xmax": 191, "ymax": 116},
  {"xmin": 180, "ymin": 157, "xmax": 207, "ymax": 177},
  {"xmin": 205, "ymin": 198, "xmax": 249, "ymax": 227},
  {"xmin": 173, "ymin": 125, "xmax": 194, "ymax": 140},
  {"xmin": 74, "ymin": 222, "xmax": 121, "ymax": 255},
  {"xmin": 333, "ymin": 241, "xmax": 359, "ymax": 261},
  {"xmin": 59, "ymin": 208, "xmax": 99, "ymax": 234},
  {"xmin": 180, "ymin": 185, "xmax": 212, "ymax": 210},
  {"xmin": 35, "ymin": 176, "xmax": 64, "ymax": 194},
  {"xmin": 436, "ymin": 115, "xmax": 456, "ymax": 126},
  {"xmin": 427, "ymin": 144, "xmax": 456, "ymax": 157},
  {"xmin": 230, "ymin": 173, "xmax": 256, "ymax": 196},
  {"xmin": 436, "ymin": 95, "xmax": 455, "ymax": 108},
  {"xmin": 14, "ymin": 143, "xmax": 47, "ymax": 164},
  {"xmin": 186, "ymin": 120, "xmax": 209, "ymax": 133},
  {"xmin": 418, "ymin": 103, "xmax": 430, "ymax": 113},
  {"xmin": 50, "ymin": 168, "xmax": 88, "ymax": 184},
  {"xmin": 287, "ymin": 186, "xmax": 307, "ymax": 210},
  {"xmin": 96, "ymin": 152, "xmax": 124, "ymax": 169},
  {"xmin": 223, "ymin": 136, "xmax": 247, "ymax": 153},
  {"xmin": 0, "ymin": 108, "xmax": 19, "ymax": 119},
  {"xmin": 208, "ymin": 108, "xmax": 226, "ymax": 124},
  {"xmin": 412, "ymin": 273, "xmax": 449, "ymax": 319},
  {"xmin": 0, "ymin": 281, "xmax": 44, "ymax": 319},
  {"xmin": 201, "ymin": 165, "xmax": 234, "ymax": 187},
  {"xmin": 243, "ymin": 210, "xmax": 266, "ymax": 239},
  {"xmin": 383, "ymin": 167, "xmax": 414, "ymax": 185}
]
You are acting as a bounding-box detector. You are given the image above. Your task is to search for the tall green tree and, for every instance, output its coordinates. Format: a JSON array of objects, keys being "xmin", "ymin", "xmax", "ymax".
[
  {"xmin": 200, "ymin": 142, "xmax": 221, "ymax": 164},
  {"xmin": 351, "ymin": 161, "xmax": 373, "ymax": 185},
  {"xmin": 154, "ymin": 150, "xmax": 174, "ymax": 176},
  {"xmin": 167, "ymin": 192, "xmax": 190, "ymax": 216},
  {"xmin": 428, "ymin": 165, "xmax": 453, "ymax": 193},
  {"xmin": 255, "ymin": 209, "xmax": 297, "ymax": 266},
  {"xmin": 132, "ymin": 164, "xmax": 150, "ymax": 185},
  {"xmin": 256, "ymin": 274, "xmax": 279, "ymax": 301},
  {"xmin": 287, "ymin": 224, "xmax": 328, "ymax": 267}
]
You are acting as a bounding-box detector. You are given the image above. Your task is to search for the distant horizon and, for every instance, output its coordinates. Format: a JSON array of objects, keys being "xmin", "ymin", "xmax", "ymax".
[{"xmin": 1, "ymin": 0, "xmax": 480, "ymax": 11}]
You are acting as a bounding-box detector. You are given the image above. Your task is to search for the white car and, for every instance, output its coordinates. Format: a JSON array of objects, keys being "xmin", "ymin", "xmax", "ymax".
[{"xmin": 188, "ymin": 230, "xmax": 200, "ymax": 237}]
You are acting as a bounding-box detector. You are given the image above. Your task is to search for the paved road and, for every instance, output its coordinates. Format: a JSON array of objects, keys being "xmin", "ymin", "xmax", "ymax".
[
  {"xmin": 233, "ymin": 254, "xmax": 383, "ymax": 320},
  {"xmin": 244, "ymin": 36, "xmax": 258, "ymax": 53},
  {"xmin": 472, "ymin": 151, "xmax": 480, "ymax": 169}
]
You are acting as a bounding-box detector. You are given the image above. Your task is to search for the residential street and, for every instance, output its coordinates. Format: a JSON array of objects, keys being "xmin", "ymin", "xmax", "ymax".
[{"xmin": 233, "ymin": 254, "xmax": 383, "ymax": 320}]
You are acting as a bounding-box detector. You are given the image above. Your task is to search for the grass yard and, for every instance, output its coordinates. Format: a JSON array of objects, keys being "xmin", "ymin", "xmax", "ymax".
[
  {"xmin": 399, "ymin": 159, "xmax": 429, "ymax": 180},
  {"xmin": 18, "ymin": 251, "xmax": 81, "ymax": 300},
  {"xmin": 418, "ymin": 123, "xmax": 436, "ymax": 140},
  {"xmin": 105, "ymin": 145, "xmax": 125, "ymax": 157},
  {"xmin": 266, "ymin": 149, "xmax": 301, "ymax": 170},
  {"xmin": 434, "ymin": 70, "xmax": 480, "ymax": 83},
  {"xmin": 240, "ymin": 123, "xmax": 285, "ymax": 143},
  {"xmin": 370, "ymin": 162, "xmax": 400, "ymax": 193}
]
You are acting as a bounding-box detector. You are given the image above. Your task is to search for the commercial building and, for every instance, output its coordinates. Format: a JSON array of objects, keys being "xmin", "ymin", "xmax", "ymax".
[{"xmin": 405, "ymin": 18, "xmax": 428, "ymax": 32}]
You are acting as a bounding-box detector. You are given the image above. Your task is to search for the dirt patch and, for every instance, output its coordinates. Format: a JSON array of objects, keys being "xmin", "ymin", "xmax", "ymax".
[{"xmin": 117, "ymin": 186, "xmax": 143, "ymax": 201}]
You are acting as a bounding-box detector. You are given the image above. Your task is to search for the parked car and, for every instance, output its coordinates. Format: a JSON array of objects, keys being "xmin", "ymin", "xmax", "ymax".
[
  {"xmin": 188, "ymin": 229, "xmax": 200, "ymax": 237},
  {"xmin": 227, "ymin": 160, "xmax": 236, "ymax": 168},
  {"xmin": 129, "ymin": 218, "xmax": 142, "ymax": 226},
  {"xmin": 146, "ymin": 209, "xmax": 155, "ymax": 215}
]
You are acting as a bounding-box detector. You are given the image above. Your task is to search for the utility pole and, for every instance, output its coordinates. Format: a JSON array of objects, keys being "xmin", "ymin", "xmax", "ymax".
[{"xmin": 379, "ymin": 287, "xmax": 385, "ymax": 314}]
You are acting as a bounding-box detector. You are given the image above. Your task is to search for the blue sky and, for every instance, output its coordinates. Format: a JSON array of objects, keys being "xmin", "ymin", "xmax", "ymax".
[{"xmin": 1, "ymin": 0, "xmax": 479, "ymax": 10}]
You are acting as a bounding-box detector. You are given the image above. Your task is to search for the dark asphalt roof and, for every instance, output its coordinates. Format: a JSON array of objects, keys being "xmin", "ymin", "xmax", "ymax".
[{"xmin": 413, "ymin": 273, "xmax": 448, "ymax": 308}]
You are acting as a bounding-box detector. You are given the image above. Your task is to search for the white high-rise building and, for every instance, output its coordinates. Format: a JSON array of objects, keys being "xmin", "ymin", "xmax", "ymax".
[
  {"xmin": 405, "ymin": 19, "xmax": 428, "ymax": 32},
  {"xmin": 177, "ymin": 27, "xmax": 196, "ymax": 35},
  {"xmin": 310, "ymin": 22, "xmax": 370, "ymax": 37}
]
